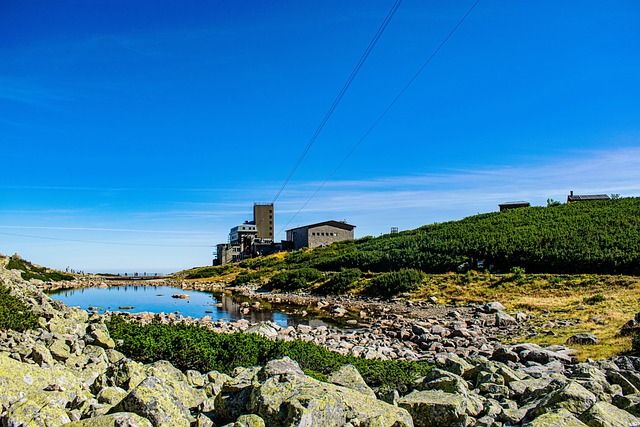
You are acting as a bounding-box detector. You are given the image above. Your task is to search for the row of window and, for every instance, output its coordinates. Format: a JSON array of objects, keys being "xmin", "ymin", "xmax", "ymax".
[{"xmin": 311, "ymin": 232, "xmax": 337, "ymax": 237}]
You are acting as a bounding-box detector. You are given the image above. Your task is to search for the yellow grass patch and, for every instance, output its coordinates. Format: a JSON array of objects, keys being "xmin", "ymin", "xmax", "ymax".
[{"xmin": 413, "ymin": 273, "xmax": 640, "ymax": 360}]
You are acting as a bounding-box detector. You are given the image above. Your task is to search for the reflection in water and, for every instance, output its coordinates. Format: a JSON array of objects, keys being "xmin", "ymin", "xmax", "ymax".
[{"xmin": 47, "ymin": 285, "xmax": 315, "ymax": 328}]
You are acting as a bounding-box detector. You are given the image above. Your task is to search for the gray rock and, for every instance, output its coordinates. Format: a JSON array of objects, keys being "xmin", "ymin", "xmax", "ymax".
[
  {"xmin": 495, "ymin": 311, "xmax": 517, "ymax": 327},
  {"xmin": 88, "ymin": 323, "xmax": 116, "ymax": 349},
  {"xmin": 4, "ymin": 391, "xmax": 72, "ymax": 427},
  {"xmin": 260, "ymin": 356, "xmax": 305, "ymax": 379},
  {"xmin": 512, "ymin": 343, "xmax": 573, "ymax": 365},
  {"xmin": 234, "ymin": 414, "xmax": 267, "ymax": 427},
  {"xmin": 579, "ymin": 400, "xmax": 640, "ymax": 427},
  {"xmin": 492, "ymin": 346, "xmax": 520, "ymax": 363},
  {"xmin": 245, "ymin": 323, "xmax": 278, "ymax": 338},
  {"xmin": 63, "ymin": 412, "xmax": 154, "ymax": 427},
  {"xmin": 327, "ymin": 363, "xmax": 376, "ymax": 398},
  {"xmin": 608, "ymin": 370, "xmax": 640, "ymax": 395},
  {"xmin": 398, "ymin": 390, "xmax": 468, "ymax": 427},
  {"xmin": 436, "ymin": 353, "xmax": 473, "ymax": 376},
  {"xmin": 112, "ymin": 376, "xmax": 193, "ymax": 427},
  {"xmin": 49, "ymin": 338, "xmax": 72, "ymax": 361},
  {"xmin": 97, "ymin": 386, "xmax": 128, "ymax": 405},
  {"xmin": 613, "ymin": 393, "xmax": 640, "ymax": 417},
  {"xmin": 484, "ymin": 302, "xmax": 506, "ymax": 313},
  {"xmin": 529, "ymin": 381, "xmax": 597, "ymax": 418},
  {"xmin": 566, "ymin": 333, "xmax": 599, "ymax": 346},
  {"xmin": 249, "ymin": 370, "xmax": 413, "ymax": 427},
  {"xmin": 524, "ymin": 408, "xmax": 589, "ymax": 427},
  {"xmin": 186, "ymin": 369, "xmax": 206, "ymax": 388},
  {"xmin": 417, "ymin": 368, "xmax": 470, "ymax": 396}
]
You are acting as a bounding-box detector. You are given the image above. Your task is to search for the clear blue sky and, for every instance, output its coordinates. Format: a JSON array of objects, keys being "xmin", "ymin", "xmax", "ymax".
[{"xmin": 1, "ymin": 1, "xmax": 639, "ymax": 273}]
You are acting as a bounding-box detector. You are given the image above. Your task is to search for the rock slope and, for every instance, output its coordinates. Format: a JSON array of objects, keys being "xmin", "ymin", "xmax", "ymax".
[{"xmin": 1, "ymin": 261, "xmax": 640, "ymax": 426}]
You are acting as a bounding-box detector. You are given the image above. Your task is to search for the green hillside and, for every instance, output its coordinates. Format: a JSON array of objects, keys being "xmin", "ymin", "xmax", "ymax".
[{"xmin": 245, "ymin": 197, "xmax": 640, "ymax": 275}]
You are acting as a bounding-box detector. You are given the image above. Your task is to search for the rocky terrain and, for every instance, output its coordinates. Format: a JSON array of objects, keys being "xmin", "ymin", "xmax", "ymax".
[{"xmin": 2, "ymin": 261, "xmax": 640, "ymax": 426}]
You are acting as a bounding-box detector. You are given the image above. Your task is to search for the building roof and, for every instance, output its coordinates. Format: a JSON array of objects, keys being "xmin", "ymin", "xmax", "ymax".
[
  {"xmin": 567, "ymin": 194, "xmax": 610, "ymax": 202},
  {"xmin": 498, "ymin": 201, "xmax": 530, "ymax": 207},
  {"xmin": 286, "ymin": 220, "xmax": 356, "ymax": 233}
]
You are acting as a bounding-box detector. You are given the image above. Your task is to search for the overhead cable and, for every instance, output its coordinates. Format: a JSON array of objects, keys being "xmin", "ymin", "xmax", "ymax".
[
  {"xmin": 278, "ymin": 0, "xmax": 481, "ymax": 235},
  {"xmin": 272, "ymin": 0, "xmax": 404, "ymax": 204}
]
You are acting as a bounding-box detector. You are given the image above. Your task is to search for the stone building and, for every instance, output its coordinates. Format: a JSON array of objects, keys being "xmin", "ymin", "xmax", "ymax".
[
  {"xmin": 286, "ymin": 220, "xmax": 356, "ymax": 250},
  {"xmin": 253, "ymin": 203, "xmax": 274, "ymax": 240},
  {"xmin": 498, "ymin": 201, "xmax": 530, "ymax": 212},
  {"xmin": 566, "ymin": 191, "xmax": 610, "ymax": 202}
]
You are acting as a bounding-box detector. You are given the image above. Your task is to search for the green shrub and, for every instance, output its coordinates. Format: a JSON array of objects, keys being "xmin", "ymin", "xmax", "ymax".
[
  {"xmin": 276, "ymin": 198, "xmax": 640, "ymax": 275},
  {"xmin": 366, "ymin": 268, "xmax": 425, "ymax": 297},
  {"xmin": 583, "ymin": 293, "xmax": 606, "ymax": 305},
  {"xmin": 634, "ymin": 331, "xmax": 640, "ymax": 353},
  {"xmin": 0, "ymin": 284, "xmax": 40, "ymax": 331},
  {"xmin": 268, "ymin": 268, "xmax": 322, "ymax": 291},
  {"xmin": 318, "ymin": 268, "xmax": 362, "ymax": 294},
  {"xmin": 232, "ymin": 271, "xmax": 266, "ymax": 286},
  {"xmin": 6, "ymin": 256, "xmax": 73, "ymax": 282},
  {"xmin": 510, "ymin": 266, "xmax": 526, "ymax": 280},
  {"xmin": 184, "ymin": 265, "xmax": 234, "ymax": 280},
  {"xmin": 106, "ymin": 315, "xmax": 431, "ymax": 392}
]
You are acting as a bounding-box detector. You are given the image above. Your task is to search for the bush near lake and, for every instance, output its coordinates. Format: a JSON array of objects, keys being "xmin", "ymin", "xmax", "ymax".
[
  {"xmin": 365, "ymin": 268, "xmax": 425, "ymax": 297},
  {"xmin": 231, "ymin": 270, "xmax": 267, "ymax": 286},
  {"xmin": 106, "ymin": 315, "xmax": 431, "ymax": 392},
  {"xmin": 267, "ymin": 268, "xmax": 322, "ymax": 291},
  {"xmin": 634, "ymin": 330, "xmax": 640, "ymax": 353},
  {"xmin": 317, "ymin": 268, "xmax": 362, "ymax": 295},
  {"xmin": 183, "ymin": 264, "xmax": 235, "ymax": 280},
  {"xmin": 0, "ymin": 283, "xmax": 40, "ymax": 331},
  {"xmin": 6, "ymin": 256, "xmax": 74, "ymax": 282}
]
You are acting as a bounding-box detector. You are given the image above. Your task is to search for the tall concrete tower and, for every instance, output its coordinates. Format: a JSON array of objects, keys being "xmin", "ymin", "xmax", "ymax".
[{"xmin": 253, "ymin": 203, "xmax": 274, "ymax": 240}]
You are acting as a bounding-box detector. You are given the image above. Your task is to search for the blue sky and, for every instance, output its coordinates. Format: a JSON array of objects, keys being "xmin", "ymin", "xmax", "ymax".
[{"xmin": 1, "ymin": 1, "xmax": 639, "ymax": 273}]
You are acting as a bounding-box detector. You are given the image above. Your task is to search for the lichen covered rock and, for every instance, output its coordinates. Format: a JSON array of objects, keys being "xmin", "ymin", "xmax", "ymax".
[
  {"xmin": 579, "ymin": 401, "xmax": 640, "ymax": 427},
  {"xmin": 63, "ymin": 412, "xmax": 154, "ymax": 426},
  {"xmin": 398, "ymin": 390, "xmax": 468, "ymax": 427},
  {"xmin": 524, "ymin": 408, "xmax": 589, "ymax": 427},
  {"xmin": 112, "ymin": 376, "xmax": 193, "ymax": 427}
]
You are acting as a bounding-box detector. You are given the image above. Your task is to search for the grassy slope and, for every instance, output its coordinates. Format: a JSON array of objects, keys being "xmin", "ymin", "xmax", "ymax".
[{"xmin": 5, "ymin": 256, "xmax": 74, "ymax": 282}]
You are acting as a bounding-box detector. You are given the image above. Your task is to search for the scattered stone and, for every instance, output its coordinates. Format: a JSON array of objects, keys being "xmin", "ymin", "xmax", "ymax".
[
  {"xmin": 484, "ymin": 302, "xmax": 506, "ymax": 313},
  {"xmin": 566, "ymin": 333, "xmax": 599, "ymax": 345}
]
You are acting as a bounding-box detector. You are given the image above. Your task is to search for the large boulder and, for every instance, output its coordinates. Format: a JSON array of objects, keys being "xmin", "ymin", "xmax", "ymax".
[
  {"xmin": 511, "ymin": 343, "xmax": 573, "ymax": 365},
  {"xmin": 416, "ymin": 368, "xmax": 469, "ymax": 396},
  {"xmin": 244, "ymin": 358, "xmax": 413, "ymax": 427},
  {"xmin": 63, "ymin": 412, "xmax": 154, "ymax": 426},
  {"xmin": 569, "ymin": 363, "xmax": 616, "ymax": 402},
  {"xmin": 104, "ymin": 358, "xmax": 147, "ymax": 391},
  {"xmin": 144, "ymin": 360, "xmax": 206, "ymax": 408},
  {"xmin": 0, "ymin": 352, "xmax": 90, "ymax": 408},
  {"xmin": 529, "ymin": 381, "xmax": 597, "ymax": 418},
  {"xmin": 566, "ymin": 333, "xmax": 599, "ymax": 346},
  {"xmin": 111, "ymin": 376, "xmax": 193, "ymax": 427},
  {"xmin": 579, "ymin": 401, "xmax": 640, "ymax": 427},
  {"xmin": 613, "ymin": 393, "xmax": 640, "ymax": 417},
  {"xmin": 87, "ymin": 322, "xmax": 116, "ymax": 349},
  {"xmin": 523, "ymin": 408, "xmax": 589, "ymax": 427},
  {"xmin": 4, "ymin": 391, "xmax": 72, "ymax": 427},
  {"xmin": 327, "ymin": 364, "xmax": 376, "ymax": 398},
  {"xmin": 398, "ymin": 390, "xmax": 468, "ymax": 427}
]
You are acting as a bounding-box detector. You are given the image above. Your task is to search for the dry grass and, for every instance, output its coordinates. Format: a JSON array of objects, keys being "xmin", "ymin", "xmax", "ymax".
[{"xmin": 413, "ymin": 272, "xmax": 640, "ymax": 360}]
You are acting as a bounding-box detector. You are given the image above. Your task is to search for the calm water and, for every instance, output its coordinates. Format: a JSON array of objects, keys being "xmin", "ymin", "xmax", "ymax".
[{"xmin": 46, "ymin": 285, "xmax": 307, "ymax": 328}]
